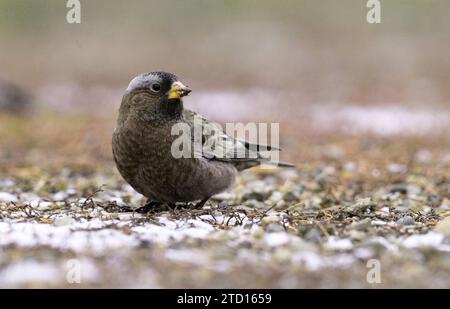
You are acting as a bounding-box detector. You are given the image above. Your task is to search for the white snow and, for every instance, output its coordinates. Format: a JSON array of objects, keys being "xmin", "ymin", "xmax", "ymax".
[
  {"xmin": 0, "ymin": 261, "xmax": 61, "ymax": 286},
  {"xmin": 400, "ymin": 232, "xmax": 445, "ymax": 249},
  {"xmin": 0, "ymin": 192, "xmax": 18, "ymax": 203},
  {"xmin": 264, "ymin": 232, "xmax": 290, "ymax": 247},
  {"xmin": 311, "ymin": 105, "xmax": 450, "ymax": 136},
  {"xmin": 324, "ymin": 237, "xmax": 353, "ymax": 251}
]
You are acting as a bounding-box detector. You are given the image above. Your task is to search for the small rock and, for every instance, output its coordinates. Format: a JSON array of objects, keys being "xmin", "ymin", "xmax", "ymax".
[
  {"xmin": 350, "ymin": 218, "xmax": 371, "ymax": 231},
  {"xmin": 261, "ymin": 215, "xmax": 279, "ymax": 225},
  {"xmin": 439, "ymin": 198, "xmax": 450, "ymax": 210},
  {"xmin": 387, "ymin": 163, "xmax": 407, "ymax": 174},
  {"xmin": 0, "ymin": 192, "xmax": 18, "ymax": 203},
  {"xmin": 52, "ymin": 191, "xmax": 68, "ymax": 201},
  {"xmin": 434, "ymin": 217, "xmax": 450, "ymax": 235},
  {"xmin": 282, "ymin": 191, "xmax": 300, "ymax": 203},
  {"xmin": 218, "ymin": 201, "xmax": 228, "ymax": 209},
  {"xmin": 212, "ymin": 192, "xmax": 235, "ymax": 201},
  {"xmin": 265, "ymin": 223, "xmax": 285, "ymax": 233},
  {"xmin": 274, "ymin": 200, "xmax": 288, "ymax": 211},
  {"xmin": 348, "ymin": 230, "xmax": 366, "ymax": 241},
  {"xmin": 344, "ymin": 161, "xmax": 358, "ymax": 172},
  {"xmin": 344, "ymin": 198, "xmax": 375, "ymax": 214},
  {"xmin": 414, "ymin": 149, "xmax": 432, "ymax": 164},
  {"xmin": 53, "ymin": 215, "xmax": 74, "ymax": 226},
  {"xmin": 264, "ymin": 232, "xmax": 290, "ymax": 247},
  {"xmin": 393, "ymin": 206, "xmax": 410, "ymax": 214},
  {"xmin": 324, "ymin": 237, "xmax": 353, "ymax": 251},
  {"xmin": 0, "ymin": 178, "xmax": 15, "ymax": 188},
  {"xmin": 304, "ymin": 228, "xmax": 322, "ymax": 243},
  {"xmin": 241, "ymin": 191, "xmax": 270, "ymax": 202},
  {"xmin": 243, "ymin": 199, "xmax": 266, "ymax": 209},
  {"xmin": 0, "ymin": 80, "xmax": 32, "ymax": 114},
  {"xmin": 37, "ymin": 201, "xmax": 53, "ymax": 211},
  {"xmin": 388, "ymin": 184, "xmax": 421, "ymax": 196},
  {"xmin": 321, "ymin": 145, "xmax": 345, "ymax": 160},
  {"xmin": 396, "ymin": 216, "xmax": 415, "ymax": 226},
  {"xmin": 427, "ymin": 195, "xmax": 442, "ymax": 207},
  {"xmin": 268, "ymin": 191, "xmax": 283, "ymax": 204},
  {"xmin": 279, "ymin": 170, "xmax": 299, "ymax": 181},
  {"xmin": 372, "ymin": 168, "xmax": 381, "ymax": 177},
  {"xmin": 273, "ymin": 247, "xmax": 292, "ymax": 262},
  {"xmin": 240, "ymin": 180, "xmax": 273, "ymax": 202}
]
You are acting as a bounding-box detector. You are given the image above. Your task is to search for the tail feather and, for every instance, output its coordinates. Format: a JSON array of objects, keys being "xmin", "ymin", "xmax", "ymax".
[
  {"xmin": 264, "ymin": 160, "xmax": 296, "ymax": 168},
  {"xmin": 241, "ymin": 140, "xmax": 282, "ymax": 152}
]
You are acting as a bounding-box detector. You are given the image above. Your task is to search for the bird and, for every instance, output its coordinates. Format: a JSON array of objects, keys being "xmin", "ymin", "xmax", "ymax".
[{"xmin": 112, "ymin": 71, "xmax": 293, "ymax": 211}]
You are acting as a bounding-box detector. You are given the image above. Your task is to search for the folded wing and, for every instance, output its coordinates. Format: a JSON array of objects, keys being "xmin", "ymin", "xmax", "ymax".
[{"xmin": 183, "ymin": 109, "xmax": 294, "ymax": 170}]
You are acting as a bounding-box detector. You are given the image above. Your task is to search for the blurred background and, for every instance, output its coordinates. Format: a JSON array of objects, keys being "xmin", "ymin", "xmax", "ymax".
[
  {"xmin": 1, "ymin": 0, "xmax": 450, "ymax": 289},
  {"xmin": 1, "ymin": 0, "xmax": 450, "ymax": 167}
]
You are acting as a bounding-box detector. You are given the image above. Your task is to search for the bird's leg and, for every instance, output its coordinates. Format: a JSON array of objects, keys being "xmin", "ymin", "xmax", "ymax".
[
  {"xmin": 116, "ymin": 205, "xmax": 134, "ymax": 212},
  {"xmin": 193, "ymin": 197, "xmax": 211, "ymax": 209},
  {"xmin": 135, "ymin": 201, "xmax": 163, "ymax": 213}
]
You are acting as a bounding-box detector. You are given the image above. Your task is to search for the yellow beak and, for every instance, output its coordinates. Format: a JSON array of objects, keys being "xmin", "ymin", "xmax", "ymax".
[{"xmin": 168, "ymin": 81, "xmax": 192, "ymax": 100}]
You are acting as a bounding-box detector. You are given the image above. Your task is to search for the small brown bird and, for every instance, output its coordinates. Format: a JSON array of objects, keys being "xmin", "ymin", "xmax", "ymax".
[{"xmin": 112, "ymin": 72, "xmax": 293, "ymax": 210}]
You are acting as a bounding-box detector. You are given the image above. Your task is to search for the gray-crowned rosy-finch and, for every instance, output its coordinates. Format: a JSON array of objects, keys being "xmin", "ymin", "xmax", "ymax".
[{"xmin": 112, "ymin": 72, "xmax": 293, "ymax": 210}]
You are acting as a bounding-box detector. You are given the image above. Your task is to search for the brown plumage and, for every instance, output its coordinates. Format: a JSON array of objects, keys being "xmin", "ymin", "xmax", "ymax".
[{"xmin": 112, "ymin": 72, "xmax": 293, "ymax": 209}]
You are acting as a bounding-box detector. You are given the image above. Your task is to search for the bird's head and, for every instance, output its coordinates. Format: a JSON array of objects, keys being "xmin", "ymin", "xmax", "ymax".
[{"xmin": 120, "ymin": 71, "xmax": 191, "ymax": 122}]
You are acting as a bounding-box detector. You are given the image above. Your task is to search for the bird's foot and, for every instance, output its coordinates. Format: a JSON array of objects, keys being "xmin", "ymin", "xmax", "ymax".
[
  {"xmin": 116, "ymin": 205, "xmax": 135, "ymax": 213},
  {"xmin": 135, "ymin": 201, "xmax": 163, "ymax": 214},
  {"xmin": 133, "ymin": 199, "xmax": 210, "ymax": 213},
  {"xmin": 193, "ymin": 197, "xmax": 211, "ymax": 209}
]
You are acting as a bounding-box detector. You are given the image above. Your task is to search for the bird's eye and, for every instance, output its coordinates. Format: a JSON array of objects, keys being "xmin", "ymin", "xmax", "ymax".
[{"xmin": 151, "ymin": 83, "xmax": 161, "ymax": 92}]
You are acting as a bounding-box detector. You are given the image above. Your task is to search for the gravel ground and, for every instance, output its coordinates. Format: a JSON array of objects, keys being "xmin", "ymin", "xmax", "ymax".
[{"xmin": 1, "ymin": 111, "xmax": 450, "ymax": 288}]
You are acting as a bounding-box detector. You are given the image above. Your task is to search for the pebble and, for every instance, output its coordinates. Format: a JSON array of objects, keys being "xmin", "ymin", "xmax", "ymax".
[
  {"xmin": 321, "ymin": 145, "xmax": 345, "ymax": 160},
  {"xmin": 268, "ymin": 191, "xmax": 283, "ymax": 204},
  {"xmin": 344, "ymin": 198, "xmax": 374, "ymax": 213},
  {"xmin": 0, "ymin": 80, "xmax": 32, "ymax": 113},
  {"xmin": 304, "ymin": 228, "xmax": 322, "ymax": 243},
  {"xmin": 396, "ymin": 216, "xmax": 415, "ymax": 226},
  {"xmin": 265, "ymin": 232, "xmax": 290, "ymax": 247},
  {"xmin": 53, "ymin": 215, "xmax": 74, "ymax": 226},
  {"xmin": 349, "ymin": 218, "xmax": 371, "ymax": 231},
  {"xmin": 273, "ymin": 247, "xmax": 292, "ymax": 262},
  {"xmin": 0, "ymin": 179, "xmax": 15, "ymax": 188},
  {"xmin": 212, "ymin": 192, "xmax": 235, "ymax": 201},
  {"xmin": 348, "ymin": 230, "xmax": 366, "ymax": 241},
  {"xmin": 282, "ymin": 191, "xmax": 300, "ymax": 203},
  {"xmin": 265, "ymin": 223, "xmax": 285, "ymax": 233},
  {"xmin": 387, "ymin": 163, "xmax": 407, "ymax": 174},
  {"xmin": 261, "ymin": 215, "xmax": 278, "ymax": 225},
  {"xmin": 414, "ymin": 149, "xmax": 432, "ymax": 164},
  {"xmin": 218, "ymin": 201, "xmax": 228, "ymax": 209},
  {"xmin": 324, "ymin": 237, "xmax": 353, "ymax": 251},
  {"xmin": 52, "ymin": 191, "xmax": 68, "ymax": 201},
  {"xmin": 343, "ymin": 161, "xmax": 358, "ymax": 172},
  {"xmin": 241, "ymin": 191, "xmax": 270, "ymax": 202},
  {"xmin": 0, "ymin": 192, "xmax": 18, "ymax": 203},
  {"xmin": 37, "ymin": 201, "xmax": 53, "ymax": 211},
  {"xmin": 433, "ymin": 217, "xmax": 450, "ymax": 235},
  {"xmin": 243, "ymin": 199, "xmax": 266, "ymax": 209},
  {"xmin": 388, "ymin": 184, "xmax": 421, "ymax": 196},
  {"xmin": 274, "ymin": 200, "xmax": 288, "ymax": 211}
]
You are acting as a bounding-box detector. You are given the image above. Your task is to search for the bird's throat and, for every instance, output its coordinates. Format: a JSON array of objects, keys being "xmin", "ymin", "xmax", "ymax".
[{"xmin": 166, "ymin": 98, "xmax": 183, "ymax": 118}]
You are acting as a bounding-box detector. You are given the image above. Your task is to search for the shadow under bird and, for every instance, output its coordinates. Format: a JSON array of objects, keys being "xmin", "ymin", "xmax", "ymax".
[{"xmin": 112, "ymin": 72, "xmax": 293, "ymax": 211}]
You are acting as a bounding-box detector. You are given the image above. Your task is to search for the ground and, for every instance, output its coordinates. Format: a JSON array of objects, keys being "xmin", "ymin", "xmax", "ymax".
[{"xmin": 1, "ymin": 109, "xmax": 449, "ymax": 288}]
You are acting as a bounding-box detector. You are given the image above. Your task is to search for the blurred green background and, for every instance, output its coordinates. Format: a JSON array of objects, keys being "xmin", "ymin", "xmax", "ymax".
[{"xmin": 1, "ymin": 0, "xmax": 450, "ymax": 106}]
